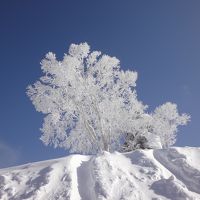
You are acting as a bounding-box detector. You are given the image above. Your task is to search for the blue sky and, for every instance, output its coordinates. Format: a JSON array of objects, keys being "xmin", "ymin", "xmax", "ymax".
[{"xmin": 0, "ymin": 0, "xmax": 200, "ymax": 168}]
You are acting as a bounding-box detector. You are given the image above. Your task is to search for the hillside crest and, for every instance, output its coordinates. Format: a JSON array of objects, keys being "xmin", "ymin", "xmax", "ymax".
[{"xmin": 0, "ymin": 147, "xmax": 200, "ymax": 200}]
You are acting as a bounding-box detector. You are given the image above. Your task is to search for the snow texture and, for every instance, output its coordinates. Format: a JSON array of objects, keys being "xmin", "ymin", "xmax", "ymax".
[{"xmin": 0, "ymin": 147, "xmax": 200, "ymax": 200}]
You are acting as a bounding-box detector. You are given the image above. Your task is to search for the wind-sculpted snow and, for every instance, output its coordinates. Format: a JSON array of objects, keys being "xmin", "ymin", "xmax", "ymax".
[
  {"xmin": 0, "ymin": 147, "xmax": 200, "ymax": 200},
  {"xmin": 153, "ymin": 147, "xmax": 200, "ymax": 195}
]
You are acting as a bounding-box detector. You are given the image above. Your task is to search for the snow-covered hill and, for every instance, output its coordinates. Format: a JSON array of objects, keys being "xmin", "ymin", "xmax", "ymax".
[{"xmin": 0, "ymin": 147, "xmax": 200, "ymax": 200}]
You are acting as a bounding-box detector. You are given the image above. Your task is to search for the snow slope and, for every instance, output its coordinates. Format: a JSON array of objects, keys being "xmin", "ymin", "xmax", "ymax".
[{"xmin": 0, "ymin": 147, "xmax": 200, "ymax": 200}]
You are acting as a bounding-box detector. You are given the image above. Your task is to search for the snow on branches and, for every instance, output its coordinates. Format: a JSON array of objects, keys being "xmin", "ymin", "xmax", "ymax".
[{"xmin": 27, "ymin": 43, "xmax": 190, "ymax": 154}]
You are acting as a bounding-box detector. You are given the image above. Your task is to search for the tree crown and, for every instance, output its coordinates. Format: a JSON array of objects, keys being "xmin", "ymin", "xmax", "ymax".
[{"xmin": 27, "ymin": 43, "xmax": 190, "ymax": 154}]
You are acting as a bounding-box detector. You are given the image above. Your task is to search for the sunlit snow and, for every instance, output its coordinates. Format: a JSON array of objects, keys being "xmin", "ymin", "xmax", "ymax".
[{"xmin": 0, "ymin": 147, "xmax": 200, "ymax": 200}]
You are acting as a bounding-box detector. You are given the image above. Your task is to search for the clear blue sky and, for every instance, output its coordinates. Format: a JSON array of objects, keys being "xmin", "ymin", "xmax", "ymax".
[{"xmin": 0, "ymin": 0, "xmax": 200, "ymax": 168}]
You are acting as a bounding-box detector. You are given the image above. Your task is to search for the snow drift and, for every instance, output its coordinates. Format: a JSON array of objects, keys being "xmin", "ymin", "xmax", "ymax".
[{"xmin": 0, "ymin": 147, "xmax": 200, "ymax": 200}]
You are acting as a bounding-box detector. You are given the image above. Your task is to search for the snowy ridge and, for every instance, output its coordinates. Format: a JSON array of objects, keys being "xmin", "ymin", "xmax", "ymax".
[{"xmin": 0, "ymin": 147, "xmax": 200, "ymax": 200}]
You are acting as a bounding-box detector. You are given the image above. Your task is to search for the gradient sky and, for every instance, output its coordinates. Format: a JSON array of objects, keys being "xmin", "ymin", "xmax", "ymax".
[{"xmin": 0, "ymin": 0, "xmax": 200, "ymax": 168}]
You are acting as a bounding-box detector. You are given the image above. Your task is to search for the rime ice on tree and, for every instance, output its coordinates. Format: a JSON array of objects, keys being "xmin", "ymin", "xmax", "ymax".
[{"xmin": 27, "ymin": 43, "xmax": 190, "ymax": 154}]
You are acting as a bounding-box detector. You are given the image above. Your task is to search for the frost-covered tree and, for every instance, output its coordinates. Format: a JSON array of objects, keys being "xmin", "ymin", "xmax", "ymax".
[
  {"xmin": 122, "ymin": 102, "xmax": 190, "ymax": 151},
  {"xmin": 27, "ymin": 43, "xmax": 146, "ymax": 154},
  {"xmin": 27, "ymin": 42, "xmax": 190, "ymax": 154},
  {"xmin": 151, "ymin": 102, "xmax": 190, "ymax": 148},
  {"xmin": 121, "ymin": 113, "xmax": 161, "ymax": 151}
]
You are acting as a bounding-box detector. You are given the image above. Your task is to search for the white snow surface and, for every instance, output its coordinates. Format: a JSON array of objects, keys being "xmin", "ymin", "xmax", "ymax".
[{"xmin": 0, "ymin": 147, "xmax": 200, "ymax": 200}]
